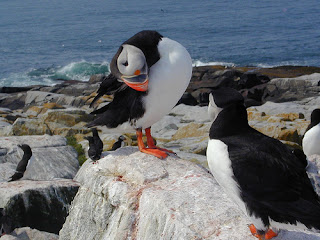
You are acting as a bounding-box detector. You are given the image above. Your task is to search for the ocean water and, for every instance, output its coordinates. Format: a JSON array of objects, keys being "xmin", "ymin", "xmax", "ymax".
[{"xmin": 0, "ymin": 0, "xmax": 319, "ymax": 87}]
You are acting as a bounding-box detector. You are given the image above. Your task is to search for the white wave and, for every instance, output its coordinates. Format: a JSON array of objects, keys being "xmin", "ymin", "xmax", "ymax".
[
  {"xmin": 55, "ymin": 60, "xmax": 110, "ymax": 81},
  {"xmin": 255, "ymin": 60, "xmax": 309, "ymax": 68},
  {"xmin": 192, "ymin": 60, "xmax": 236, "ymax": 67}
]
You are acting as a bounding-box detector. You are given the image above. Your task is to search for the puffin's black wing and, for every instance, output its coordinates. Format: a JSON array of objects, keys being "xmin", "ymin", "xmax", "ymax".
[
  {"xmin": 86, "ymin": 87, "xmax": 146, "ymax": 128},
  {"xmin": 90, "ymin": 73, "xmax": 125, "ymax": 108},
  {"xmin": 226, "ymin": 128, "xmax": 320, "ymax": 229}
]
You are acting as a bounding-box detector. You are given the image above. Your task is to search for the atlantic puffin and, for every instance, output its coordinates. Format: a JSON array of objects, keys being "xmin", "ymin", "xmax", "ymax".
[
  {"xmin": 8, "ymin": 144, "xmax": 33, "ymax": 182},
  {"xmin": 303, "ymin": 109, "xmax": 320, "ymax": 157},
  {"xmin": 206, "ymin": 87, "xmax": 320, "ymax": 240},
  {"xmin": 85, "ymin": 128, "xmax": 103, "ymax": 163},
  {"xmin": 110, "ymin": 135, "xmax": 126, "ymax": 151},
  {"xmin": 87, "ymin": 30, "xmax": 192, "ymax": 159}
]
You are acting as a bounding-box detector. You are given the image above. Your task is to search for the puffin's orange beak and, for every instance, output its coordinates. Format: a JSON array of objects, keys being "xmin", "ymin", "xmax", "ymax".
[{"xmin": 122, "ymin": 70, "xmax": 148, "ymax": 92}]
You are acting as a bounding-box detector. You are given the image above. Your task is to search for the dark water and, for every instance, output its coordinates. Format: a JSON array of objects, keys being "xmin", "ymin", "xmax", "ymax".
[{"xmin": 1, "ymin": 0, "xmax": 319, "ymax": 86}]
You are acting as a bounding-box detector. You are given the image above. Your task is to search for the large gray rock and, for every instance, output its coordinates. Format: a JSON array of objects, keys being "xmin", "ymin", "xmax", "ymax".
[
  {"xmin": 265, "ymin": 73, "xmax": 320, "ymax": 102},
  {"xmin": 0, "ymin": 179, "xmax": 80, "ymax": 234},
  {"xmin": 0, "ymin": 135, "xmax": 79, "ymax": 182},
  {"xmin": 24, "ymin": 91, "xmax": 74, "ymax": 107},
  {"xmin": 0, "ymin": 227, "xmax": 58, "ymax": 240},
  {"xmin": 59, "ymin": 147, "xmax": 320, "ymax": 240}
]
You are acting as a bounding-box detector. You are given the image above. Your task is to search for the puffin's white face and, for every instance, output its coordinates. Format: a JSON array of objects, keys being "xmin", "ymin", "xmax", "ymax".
[
  {"xmin": 117, "ymin": 44, "xmax": 149, "ymax": 92},
  {"xmin": 208, "ymin": 93, "xmax": 223, "ymax": 122}
]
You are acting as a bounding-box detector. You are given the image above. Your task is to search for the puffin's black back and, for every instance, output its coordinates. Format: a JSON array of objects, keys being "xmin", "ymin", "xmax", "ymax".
[{"xmin": 208, "ymin": 87, "xmax": 320, "ymax": 230}]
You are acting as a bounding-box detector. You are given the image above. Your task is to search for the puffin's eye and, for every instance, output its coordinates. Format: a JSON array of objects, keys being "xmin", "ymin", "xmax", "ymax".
[{"xmin": 123, "ymin": 61, "xmax": 128, "ymax": 66}]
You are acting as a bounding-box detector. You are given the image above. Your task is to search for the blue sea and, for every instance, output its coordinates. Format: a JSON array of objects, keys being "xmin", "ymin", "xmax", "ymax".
[{"xmin": 1, "ymin": 0, "xmax": 319, "ymax": 87}]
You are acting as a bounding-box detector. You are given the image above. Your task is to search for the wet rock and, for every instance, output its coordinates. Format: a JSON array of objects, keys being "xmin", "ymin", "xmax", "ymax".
[
  {"xmin": 177, "ymin": 92, "xmax": 198, "ymax": 106},
  {"xmin": 0, "ymin": 179, "xmax": 79, "ymax": 234},
  {"xmin": 88, "ymin": 74, "xmax": 105, "ymax": 84}
]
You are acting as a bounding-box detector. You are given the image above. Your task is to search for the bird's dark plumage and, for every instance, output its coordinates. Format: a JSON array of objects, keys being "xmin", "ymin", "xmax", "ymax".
[
  {"xmin": 85, "ymin": 128, "xmax": 103, "ymax": 161},
  {"xmin": 0, "ymin": 208, "xmax": 4, "ymax": 235},
  {"xmin": 87, "ymin": 30, "xmax": 163, "ymax": 129},
  {"xmin": 306, "ymin": 109, "xmax": 320, "ymax": 132},
  {"xmin": 111, "ymin": 135, "xmax": 126, "ymax": 151},
  {"xmin": 89, "ymin": 74, "xmax": 125, "ymax": 108},
  {"xmin": 86, "ymin": 86, "xmax": 146, "ymax": 128},
  {"xmin": 207, "ymin": 87, "xmax": 320, "ymax": 237},
  {"xmin": 8, "ymin": 144, "xmax": 32, "ymax": 182}
]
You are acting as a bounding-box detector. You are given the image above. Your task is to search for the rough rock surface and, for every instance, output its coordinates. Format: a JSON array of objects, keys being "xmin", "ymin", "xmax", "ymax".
[
  {"xmin": 0, "ymin": 227, "xmax": 58, "ymax": 240},
  {"xmin": 264, "ymin": 73, "xmax": 320, "ymax": 102},
  {"xmin": 0, "ymin": 135, "xmax": 79, "ymax": 182},
  {"xmin": 0, "ymin": 179, "xmax": 79, "ymax": 234},
  {"xmin": 59, "ymin": 147, "xmax": 320, "ymax": 240}
]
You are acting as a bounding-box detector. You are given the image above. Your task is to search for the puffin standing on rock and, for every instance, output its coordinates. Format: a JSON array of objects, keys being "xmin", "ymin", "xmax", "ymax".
[
  {"xmin": 206, "ymin": 87, "xmax": 320, "ymax": 240},
  {"xmin": 302, "ymin": 108, "xmax": 320, "ymax": 158},
  {"xmin": 87, "ymin": 30, "xmax": 192, "ymax": 159}
]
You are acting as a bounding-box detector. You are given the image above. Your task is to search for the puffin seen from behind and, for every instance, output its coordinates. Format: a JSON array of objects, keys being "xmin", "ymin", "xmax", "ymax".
[
  {"xmin": 87, "ymin": 30, "xmax": 192, "ymax": 159},
  {"xmin": 303, "ymin": 108, "xmax": 320, "ymax": 158},
  {"xmin": 85, "ymin": 128, "xmax": 103, "ymax": 163},
  {"xmin": 8, "ymin": 144, "xmax": 33, "ymax": 182},
  {"xmin": 206, "ymin": 87, "xmax": 320, "ymax": 240}
]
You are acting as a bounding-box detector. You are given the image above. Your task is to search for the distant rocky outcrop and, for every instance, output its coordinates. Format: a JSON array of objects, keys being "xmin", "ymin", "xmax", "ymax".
[
  {"xmin": 188, "ymin": 66, "xmax": 320, "ymax": 106},
  {"xmin": 59, "ymin": 148, "xmax": 320, "ymax": 240}
]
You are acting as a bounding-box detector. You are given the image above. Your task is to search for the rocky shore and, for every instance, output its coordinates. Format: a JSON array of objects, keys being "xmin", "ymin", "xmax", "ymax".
[{"xmin": 1, "ymin": 65, "xmax": 320, "ymax": 239}]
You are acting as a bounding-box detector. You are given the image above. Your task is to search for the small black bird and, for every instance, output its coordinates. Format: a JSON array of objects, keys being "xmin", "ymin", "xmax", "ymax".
[
  {"xmin": 8, "ymin": 144, "xmax": 33, "ymax": 182},
  {"xmin": 85, "ymin": 128, "xmax": 103, "ymax": 163},
  {"xmin": 0, "ymin": 208, "xmax": 4, "ymax": 235},
  {"xmin": 110, "ymin": 135, "xmax": 126, "ymax": 151}
]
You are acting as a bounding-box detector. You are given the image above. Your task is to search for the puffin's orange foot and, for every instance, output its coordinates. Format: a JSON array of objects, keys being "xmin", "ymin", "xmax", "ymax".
[
  {"xmin": 150, "ymin": 146, "xmax": 176, "ymax": 155},
  {"xmin": 265, "ymin": 229, "xmax": 278, "ymax": 239},
  {"xmin": 249, "ymin": 224, "xmax": 278, "ymax": 240},
  {"xmin": 140, "ymin": 147, "xmax": 168, "ymax": 159}
]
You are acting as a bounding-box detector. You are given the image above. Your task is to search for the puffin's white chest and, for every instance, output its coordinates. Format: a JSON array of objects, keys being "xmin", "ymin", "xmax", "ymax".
[
  {"xmin": 136, "ymin": 37, "xmax": 192, "ymax": 129},
  {"xmin": 206, "ymin": 139, "xmax": 246, "ymax": 211},
  {"xmin": 303, "ymin": 123, "xmax": 320, "ymax": 157}
]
